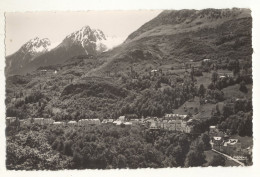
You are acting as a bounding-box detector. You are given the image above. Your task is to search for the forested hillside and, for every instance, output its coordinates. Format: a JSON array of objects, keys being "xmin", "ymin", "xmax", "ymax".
[{"xmin": 5, "ymin": 8, "xmax": 253, "ymax": 169}]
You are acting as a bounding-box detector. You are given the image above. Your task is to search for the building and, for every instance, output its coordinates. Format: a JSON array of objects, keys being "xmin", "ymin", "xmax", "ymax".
[
  {"xmin": 165, "ymin": 113, "xmax": 179, "ymax": 119},
  {"xmin": 183, "ymin": 125, "xmax": 192, "ymax": 133},
  {"xmin": 90, "ymin": 119, "xmax": 101, "ymax": 125},
  {"xmin": 6, "ymin": 117, "xmax": 18, "ymax": 126},
  {"xmin": 107, "ymin": 119, "xmax": 114, "ymax": 124},
  {"xmin": 40, "ymin": 69, "xmax": 47, "ymax": 74},
  {"xmin": 78, "ymin": 119, "xmax": 101, "ymax": 126},
  {"xmin": 203, "ymin": 59, "xmax": 211, "ymax": 62},
  {"xmin": 113, "ymin": 120, "xmax": 123, "ymax": 126},
  {"xmin": 130, "ymin": 119, "xmax": 140, "ymax": 125},
  {"xmin": 67, "ymin": 120, "xmax": 77, "ymax": 126},
  {"xmin": 78, "ymin": 119, "xmax": 89, "ymax": 126},
  {"xmin": 149, "ymin": 121, "xmax": 159, "ymax": 130},
  {"xmin": 209, "ymin": 125, "xmax": 220, "ymax": 136},
  {"xmin": 118, "ymin": 116, "xmax": 126, "ymax": 122},
  {"xmin": 101, "ymin": 119, "xmax": 108, "ymax": 124},
  {"xmin": 164, "ymin": 114, "xmax": 188, "ymax": 120},
  {"xmin": 34, "ymin": 118, "xmax": 45, "ymax": 125},
  {"xmin": 53, "ymin": 121, "xmax": 65, "ymax": 126},
  {"xmin": 43, "ymin": 118, "xmax": 55, "ymax": 125},
  {"xmin": 124, "ymin": 122, "xmax": 133, "ymax": 126},
  {"xmin": 212, "ymin": 136, "xmax": 224, "ymax": 150}
]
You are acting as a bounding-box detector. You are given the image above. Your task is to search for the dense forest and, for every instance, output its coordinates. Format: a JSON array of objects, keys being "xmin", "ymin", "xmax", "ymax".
[{"xmin": 7, "ymin": 124, "xmax": 214, "ymax": 169}]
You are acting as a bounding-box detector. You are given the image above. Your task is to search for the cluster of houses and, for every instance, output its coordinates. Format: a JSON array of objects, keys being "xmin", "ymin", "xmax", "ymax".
[
  {"xmin": 143, "ymin": 114, "xmax": 194, "ymax": 133},
  {"xmin": 209, "ymin": 126, "xmax": 240, "ymax": 150},
  {"xmin": 6, "ymin": 114, "xmax": 195, "ymax": 134},
  {"xmin": 100, "ymin": 114, "xmax": 195, "ymax": 133},
  {"xmin": 6, "ymin": 117, "xmax": 101, "ymax": 127},
  {"xmin": 209, "ymin": 126, "xmax": 252, "ymax": 163}
]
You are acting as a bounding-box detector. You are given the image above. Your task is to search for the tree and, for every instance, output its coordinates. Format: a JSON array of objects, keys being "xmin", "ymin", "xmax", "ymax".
[
  {"xmin": 211, "ymin": 72, "xmax": 218, "ymax": 84},
  {"xmin": 239, "ymin": 81, "xmax": 248, "ymax": 93},
  {"xmin": 198, "ymin": 84, "xmax": 206, "ymax": 97},
  {"xmin": 200, "ymin": 133, "xmax": 211, "ymax": 150},
  {"xmin": 117, "ymin": 154, "xmax": 127, "ymax": 168},
  {"xmin": 184, "ymin": 150, "xmax": 206, "ymax": 167},
  {"xmin": 233, "ymin": 59, "xmax": 240, "ymax": 76},
  {"xmin": 209, "ymin": 154, "xmax": 225, "ymax": 166}
]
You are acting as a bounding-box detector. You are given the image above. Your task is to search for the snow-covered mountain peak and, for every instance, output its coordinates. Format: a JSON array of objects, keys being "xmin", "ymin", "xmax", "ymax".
[
  {"xmin": 21, "ymin": 37, "xmax": 51, "ymax": 54},
  {"xmin": 63, "ymin": 26, "xmax": 108, "ymax": 53},
  {"xmin": 65, "ymin": 26, "xmax": 106, "ymax": 43}
]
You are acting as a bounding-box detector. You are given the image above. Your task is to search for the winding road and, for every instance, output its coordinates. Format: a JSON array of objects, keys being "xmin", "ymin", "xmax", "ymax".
[{"xmin": 212, "ymin": 149, "xmax": 245, "ymax": 166}]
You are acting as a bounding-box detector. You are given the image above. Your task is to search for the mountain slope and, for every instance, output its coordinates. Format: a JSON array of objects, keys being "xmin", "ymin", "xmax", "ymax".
[
  {"xmin": 86, "ymin": 8, "xmax": 252, "ymax": 77},
  {"xmin": 5, "ymin": 37, "xmax": 52, "ymax": 75},
  {"xmin": 5, "ymin": 8, "xmax": 253, "ymax": 123}
]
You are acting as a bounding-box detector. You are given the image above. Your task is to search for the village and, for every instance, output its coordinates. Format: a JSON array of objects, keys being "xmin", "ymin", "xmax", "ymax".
[
  {"xmin": 6, "ymin": 111, "xmax": 252, "ymax": 166},
  {"xmin": 6, "ymin": 113, "xmax": 193, "ymax": 133}
]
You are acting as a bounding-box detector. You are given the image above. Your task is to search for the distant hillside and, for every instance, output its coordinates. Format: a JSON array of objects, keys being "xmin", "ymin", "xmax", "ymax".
[
  {"xmin": 87, "ymin": 8, "xmax": 252, "ymax": 77},
  {"xmin": 5, "ymin": 37, "xmax": 52, "ymax": 75}
]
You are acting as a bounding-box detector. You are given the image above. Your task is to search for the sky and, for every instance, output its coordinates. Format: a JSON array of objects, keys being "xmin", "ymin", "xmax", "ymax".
[{"xmin": 5, "ymin": 10, "xmax": 162, "ymax": 55}]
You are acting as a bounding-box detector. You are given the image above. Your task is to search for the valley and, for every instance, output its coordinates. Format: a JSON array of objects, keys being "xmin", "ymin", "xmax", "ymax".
[{"xmin": 5, "ymin": 8, "xmax": 253, "ymax": 169}]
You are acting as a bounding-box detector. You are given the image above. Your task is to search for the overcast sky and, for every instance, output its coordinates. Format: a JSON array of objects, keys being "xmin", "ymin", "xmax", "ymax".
[{"xmin": 5, "ymin": 10, "xmax": 162, "ymax": 55}]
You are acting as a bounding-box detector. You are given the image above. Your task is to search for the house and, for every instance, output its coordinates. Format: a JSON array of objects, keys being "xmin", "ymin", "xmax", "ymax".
[
  {"xmin": 181, "ymin": 120, "xmax": 187, "ymax": 128},
  {"xmin": 40, "ymin": 69, "xmax": 47, "ymax": 75},
  {"xmin": 53, "ymin": 121, "xmax": 65, "ymax": 126},
  {"xmin": 90, "ymin": 119, "xmax": 101, "ymax": 125},
  {"xmin": 212, "ymin": 136, "xmax": 224, "ymax": 150},
  {"xmin": 34, "ymin": 118, "xmax": 45, "ymax": 125},
  {"xmin": 160, "ymin": 120, "xmax": 168, "ymax": 129},
  {"xmin": 210, "ymin": 125, "xmax": 216, "ymax": 129},
  {"xmin": 124, "ymin": 122, "xmax": 132, "ymax": 126},
  {"xmin": 165, "ymin": 113, "xmax": 178, "ymax": 119},
  {"xmin": 149, "ymin": 121, "xmax": 159, "ymax": 130},
  {"xmin": 113, "ymin": 120, "xmax": 123, "ymax": 126},
  {"xmin": 67, "ymin": 120, "xmax": 77, "ymax": 125},
  {"xmin": 118, "ymin": 116, "xmax": 126, "ymax": 122},
  {"xmin": 203, "ymin": 59, "xmax": 211, "ymax": 62},
  {"xmin": 19, "ymin": 119, "xmax": 32, "ymax": 126},
  {"xmin": 78, "ymin": 119, "xmax": 101, "ymax": 126},
  {"xmin": 184, "ymin": 125, "xmax": 192, "ymax": 133},
  {"xmin": 43, "ymin": 118, "xmax": 55, "ymax": 125},
  {"xmin": 101, "ymin": 119, "xmax": 113, "ymax": 124},
  {"xmin": 6, "ymin": 117, "xmax": 18, "ymax": 126},
  {"xmin": 165, "ymin": 114, "xmax": 188, "ymax": 121},
  {"xmin": 101, "ymin": 119, "xmax": 108, "ymax": 124},
  {"xmin": 78, "ymin": 119, "xmax": 90, "ymax": 126},
  {"xmin": 107, "ymin": 119, "xmax": 114, "ymax": 124},
  {"xmin": 209, "ymin": 125, "xmax": 218, "ymax": 136},
  {"xmin": 179, "ymin": 115, "xmax": 188, "ymax": 120},
  {"xmin": 227, "ymin": 139, "xmax": 238, "ymax": 145},
  {"xmin": 130, "ymin": 119, "xmax": 140, "ymax": 125}
]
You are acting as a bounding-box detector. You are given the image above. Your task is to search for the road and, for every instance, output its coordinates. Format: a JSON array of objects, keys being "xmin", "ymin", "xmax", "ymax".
[{"xmin": 211, "ymin": 149, "xmax": 245, "ymax": 166}]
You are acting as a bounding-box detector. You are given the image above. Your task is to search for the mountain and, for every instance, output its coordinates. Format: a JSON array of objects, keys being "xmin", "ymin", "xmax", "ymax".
[
  {"xmin": 5, "ymin": 26, "xmax": 109, "ymax": 76},
  {"xmin": 61, "ymin": 26, "xmax": 107, "ymax": 53},
  {"xmin": 5, "ymin": 8, "xmax": 252, "ymax": 126},
  {"xmin": 87, "ymin": 8, "xmax": 252, "ymax": 77},
  {"xmin": 5, "ymin": 37, "xmax": 52, "ymax": 75}
]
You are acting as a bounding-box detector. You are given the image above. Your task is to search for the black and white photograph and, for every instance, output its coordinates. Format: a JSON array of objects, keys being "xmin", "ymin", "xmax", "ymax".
[{"xmin": 1, "ymin": 0, "xmax": 259, "ymax": 175}]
